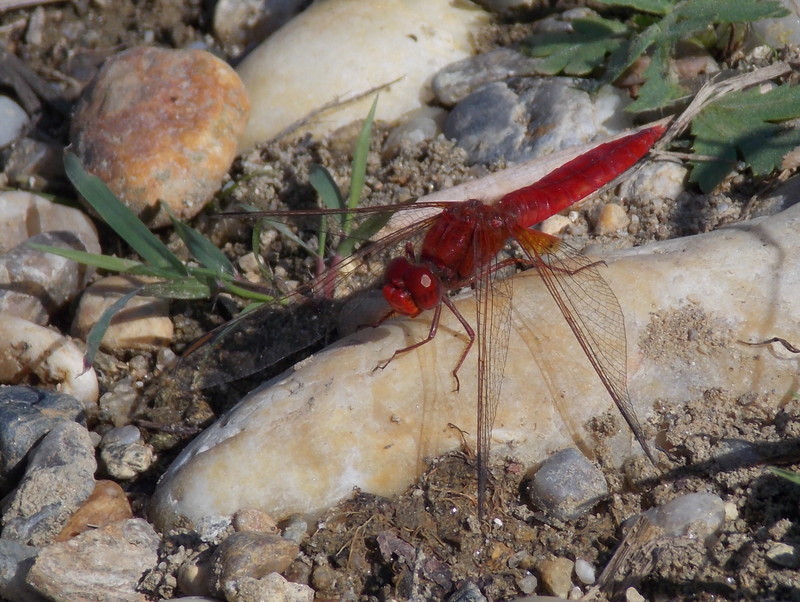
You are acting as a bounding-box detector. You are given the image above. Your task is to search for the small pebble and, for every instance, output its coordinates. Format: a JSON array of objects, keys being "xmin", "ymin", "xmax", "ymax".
[
  {"xmin": 70, "ymin": 46, "xmax": 250, "ymax": 228},
  {"xmin": 516, "ymin": 573, "xmax": 537, "ymax": 594},
  {"xmin": 212, "ymin": 0, "xmax": 307, "ymax": 52},
  {"xmin": 626, "ymin": 586, "xmax": 646, "ymax": 602},
  {"xmin": 447, "ymin": 581, "xmax": 487, "ymax": 601},
  {"xmin": 526, "ymin": 447, "xmax": 609, "ymax": 521},
  {"xmin": 636, "ymin": 492, "xmax": 725, "ymax": 546},
  {"xmin": 177, "ymin": 559, "xmax": 213, "ymax": 597},
  {"xmin": 279, "ymin": 514, "xmax": 308, "ymax": 544},
  {"xmin": 55, "ymin": 480, "xmax": 133, "ymax": 541},
  {"xmin": 766, "ymin": 542, "xmax": 800, "ymax": 568},
  {"xmin": 232, "ymin": 573, "xmax": 314, "ymax": 602},
  {"xmin": 232, "ymin": 508, "xmax": 279, "ymax": 534},
  {"xmin": 593, "ymin": 203, "xmax": 630, "ymax": 235},
  {"xmin": 99, "ymin": 426, "xmax": 156, "ymax": 480},
  {"xmin": 574, "ymin": 558, "xmax": 596, "ymax": 585},
  {"xmin": 208, "ymin": 532, "xmax": 300, "ymax": 599},
  {"xmin": 0, "ymin": 95, "xmax": 29, "ymax": 147},
  {"xmin": 2, "ymin": 421, "xmax": 96, "ymax": 546},
  {"xmin": 383, "ymin": 106, "xmax": 446, "ymax": 157},
  {"xmin": 537, "ymin": 556, "xmax": 574, "ymax": 598},
  {"xmin": 540, "ymin": 214, "xmax": 572, "ymax": 236},
  {"xmin": 26, "ymin": 519, "xmax": 159, "ymax": 602},
  {"xmin": 3, "ymin": 138, "xmax": 62, "ymax": 189},
  {"xmin": 72, "ymin": 274, "xmax": 174, "ymax": 352},
  {"xmin": 98, "ymin": 381, "xmax": 139, "ymax": 427}
]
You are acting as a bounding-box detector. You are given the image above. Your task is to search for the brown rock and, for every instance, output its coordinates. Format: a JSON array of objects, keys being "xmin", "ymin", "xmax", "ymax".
[
  {"xmin": 209, "ymin": 532, "xmax": 299, "ymax": 598},
  {"xmin": 70, "ymin": 46, "xmax": 250, "ymax": 228},
  {"xmin": 26, "ymin": 518, "xmax": 159, "ymax": 602},
  {"xmin": 55, "ymin": 480, "xmax": 133, "ymax": 542},
  {"xmin": 232, "ymin": 508, "xmax": 279, "ymax": 534}
]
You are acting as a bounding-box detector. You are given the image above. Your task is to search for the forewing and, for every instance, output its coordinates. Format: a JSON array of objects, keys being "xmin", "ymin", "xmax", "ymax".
[
  {"xmin": 512, "ymin": 227, "xmax": 656, "ymax": 464},
  {"xmin": 473, "ymin": 231, "xmax": 514, "ymax": 517}
]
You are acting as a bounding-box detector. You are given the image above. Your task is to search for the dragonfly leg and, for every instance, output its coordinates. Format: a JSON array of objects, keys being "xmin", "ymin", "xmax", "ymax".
[
  {"xmin": 374, "ymin": 301, "xmax": 443, "ymax": 372},
  {"xmin": 741, "ymin": 337, "xmax": 800, "ymax": 353},
  {"xmin": 441, "ymin": 296, "xmax": 475, "ymax": 393}
]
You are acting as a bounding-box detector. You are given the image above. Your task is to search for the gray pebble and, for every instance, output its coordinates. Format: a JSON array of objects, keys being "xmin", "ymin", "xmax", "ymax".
[
  {"xmin": 2, "ymin": 421, "xmax": 96, "ymax": 546},
  {"xmin": 3, "ymin": 137, "xmax": 62, "ymax": 189},
  {"xmin": 99, "ymin": 427, "xmax": 156, "ymax": 480},
  {"xmin": 443, "ymin": 77, "xmax": 629, "ymax": 165},
  {"xmin": 447, "ymin": 581, "xmax": 487, "ymax": 601},
  {"xmin": 433, "ymin": 47, "xmax": 545, "ymax": 106},
  {"xmin": 526, "ymin": 447, "xmax": 609, "ymax": 521},
  {"xmin": 0, "ymin": 539, "xmax": 45, "ymax": 602},
  {"xmin": 279, "ymin": 514, "xmax": 308, "ymax": 544},
  {"xmin": 0, "ymin": 386, "xmax": 86, "ymax": 493}
]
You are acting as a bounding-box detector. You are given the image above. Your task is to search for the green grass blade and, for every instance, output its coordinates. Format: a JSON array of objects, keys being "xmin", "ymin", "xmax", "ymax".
[
  {"xmin": 26, "ymin": 242, "xmax": 141, "ymax": 272},
  {"xmin": 140, "ymin": 278, "xmax": 213, "ymax": 299},
  {"xmin": 167, "ymin": 207, "xmax": 236, "ymax": 276},
  {"xmin": 336, "ymin": 211, "xmax": 394, "ymax": 258},
  {"xmin": 310, "ymin": 163, "xmax": 345, "ymax": 252},
  {"xmin": 64, "ymin": 150, "xmax": 187, "ymax": 275},
  {"xmin": 347, "ymin": 95, "xmax": 378, "ymax": 222},
  {"xmin": 83, "ymin": 287, "xmax": 143, "ymax": 366},
  {"xmin": 770, "ymin": 467, "xmax": 800, "ymax": 485}
]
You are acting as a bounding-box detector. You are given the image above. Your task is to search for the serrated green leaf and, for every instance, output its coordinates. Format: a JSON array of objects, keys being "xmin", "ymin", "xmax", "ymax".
[
  {"xmin": 64, "ymin": 151, "xmax": 187, "ymax": 275},
  {"xmin": 598, "ymin": 0, "xmax": 673, "ymax": 14},
  {"xmin": 167, "ymin": 207, "xmax": 236, "ymax": 276},
  {"xmin": 522, "ymin": 17, "xmax": 629, "ymax": 76},
  {"xmin": 689, "ymin": 83, "xmax": 800, "ymax": 192}
]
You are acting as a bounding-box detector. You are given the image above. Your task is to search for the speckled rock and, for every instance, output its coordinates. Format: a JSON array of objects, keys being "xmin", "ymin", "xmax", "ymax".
[
  {"xmin": 151, "ymin": 197, "xmax": 800, "ymax": 529},
  {"xmin": 0, "ymin": 386, "xmax": 86, "ymax": 494},
  {"xmin": 25, "ymin": 518, "xmax": 159, "ymax": 602},
  {"xmin": 99, "ymin": 425, "xmax": 156, "ymax": 479},
  {"xmin": 70, "ymin": 46, "xmax": 250, "ymax": 228},
  {"xmin": 227, "ymin": 573, "xmax": 314, "ymax": 602},
  {"xmin": 2, "ymin": 421, "xmax": 96, "ymax": 546},
  {"xmin": 235, "ymin": 0, "xmax": 487, "ymax": 148},
  {"xmin": 72, "ymin": 274, "xmax": 174, "ymax": 352}
]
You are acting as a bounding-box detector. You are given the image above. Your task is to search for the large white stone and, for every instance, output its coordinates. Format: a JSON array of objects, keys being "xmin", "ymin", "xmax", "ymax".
[
  {"xmin": 151, "ymin": 200, "xmax": 800, "ymax": 530},
  {"xmin": 235, "ymin": 0, "xmax": 488, "ymax": 149}
]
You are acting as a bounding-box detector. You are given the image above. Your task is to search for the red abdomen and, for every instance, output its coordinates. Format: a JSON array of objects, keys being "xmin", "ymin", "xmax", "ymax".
[{"xmin": 497, "ymin": 124, "xmax": 667, "ymax": 228}]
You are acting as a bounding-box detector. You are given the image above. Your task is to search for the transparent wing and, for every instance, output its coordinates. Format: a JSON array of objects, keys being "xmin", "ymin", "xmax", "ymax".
[{"xmin": 513, "ymin": 227, "xmax": 656, "ymax": 464}]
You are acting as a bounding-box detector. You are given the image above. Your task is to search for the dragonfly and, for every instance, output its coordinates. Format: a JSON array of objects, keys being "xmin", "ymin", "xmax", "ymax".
[{"xmin": 179, "ymin": 122, "xmax": 667, "ymax": 517}]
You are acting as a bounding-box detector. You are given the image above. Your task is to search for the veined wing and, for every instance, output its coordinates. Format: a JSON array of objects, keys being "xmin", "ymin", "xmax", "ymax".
[
  {"xmin": 176, "ymin": 205, "xmax": 446, "ymax": 389},
  {"xmin": 473, "ymin": 228, "xmax": 514, "ymax": 518},
  {"xmin": 512, "ymin": 227, "xmax": 657, "ymax": 465}
]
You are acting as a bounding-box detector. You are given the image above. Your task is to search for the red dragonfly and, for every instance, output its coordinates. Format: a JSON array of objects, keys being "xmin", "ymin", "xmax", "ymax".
[{"xmin": 180, "ymin": 122, "xmax": 667, "ymax": 516}]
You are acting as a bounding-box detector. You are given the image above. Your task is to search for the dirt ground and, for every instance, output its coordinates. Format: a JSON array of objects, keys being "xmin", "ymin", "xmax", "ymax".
[{"xmin": 2, "ymin": 1, "xmax": 800, "ymax": 600}]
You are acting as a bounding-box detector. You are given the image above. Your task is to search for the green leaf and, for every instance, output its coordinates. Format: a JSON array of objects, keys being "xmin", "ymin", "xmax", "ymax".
[
  {"xmin": 689, "ymin": 83, "xmax": 800, "ymax": 192},
  {"xmin": 336, "ymin": 211, "xmax": 394, "ymax": 258},
  {"xmin": 83, "ymin": 286, "xmax": 143, "ymax": 366},
  {"xmin": 140, "ymin": 278, "xmax": 214, "ymax": 299},
  {"xmin": 598, "ymin": 0, "xmax": 673, "ymax": 14},
  {"xmin": 64, "ymin": 151, "xmax": 187, "ymax": 275},
  {"xmin": 167, "ymin": 207, "xmax": 236, "ymax": 276},
  {"xmin": 259, "ymin": 218, "xmax": 318, "ymax": 257},
  {"xmin": 521, "ymin": 17, "xmax": 628, "ymax": 76},
  {"xmin": 309, "ymin": 164, "xmax": 345, "ymax": 212},
  {"xmin": 26, "ymin": 243, "xmax": 141, "ymax": 272},
  {"xmin": 348, "ymin": 94, "xmax": 379, "ymax": 216},
  {"xmin": 770, "ymin": 467, "xmax": 800, "ymax": 486}
]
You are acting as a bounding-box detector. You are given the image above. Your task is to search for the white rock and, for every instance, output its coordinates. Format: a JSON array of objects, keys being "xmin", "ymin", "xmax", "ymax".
[
  {"xmin": 152, "ymin": 199, "xmax": 800, "ymax": 529},
  {"xmin": 71, "ymin": 274, "xmax": 173, "ymax": 352},
  {"xmin": 0, "ymin": 314, "xmax": 99, "ymax": 406},
  {"xmin": 235, "ymin": 0, "xmax": 488, "ymax": 149},
  {"xmin": 0, "ymin": 190, "xmax": 99, "ymax": 254},
  {"xmin": 0, "ymin": 96, "xmax": 28, "ymax": 148}
]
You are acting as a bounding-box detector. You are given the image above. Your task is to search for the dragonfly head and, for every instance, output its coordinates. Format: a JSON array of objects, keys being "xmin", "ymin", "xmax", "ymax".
[{"xmin": 382, "ymin": 257, "xmax": 442, "ymax": 317}]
